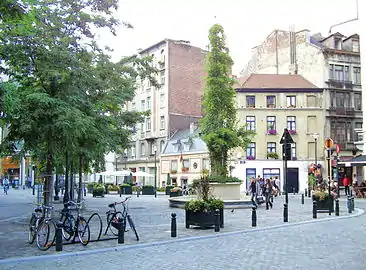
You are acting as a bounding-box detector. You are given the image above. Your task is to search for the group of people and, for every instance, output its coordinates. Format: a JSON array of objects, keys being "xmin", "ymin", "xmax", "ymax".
[{"xmin": 247, "ymin": 175, "xmax": 281, "ymax": 209}]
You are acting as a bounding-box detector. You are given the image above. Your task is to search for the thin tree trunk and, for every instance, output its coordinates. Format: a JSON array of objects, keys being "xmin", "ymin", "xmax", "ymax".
[
  {"xmin": 70, "ymin": 158, "xmax": 74, "ymax": 201},
  {"xmin": 77, "ymin": 154, "xmax": 83, "ymax": 203},
  {"xmin": 63, "ymin": 151, "xmax": 69, "ymax": 203},
  {"xmin": 43, "ymin": 152, "xmax": 53, "ymax": 206}
]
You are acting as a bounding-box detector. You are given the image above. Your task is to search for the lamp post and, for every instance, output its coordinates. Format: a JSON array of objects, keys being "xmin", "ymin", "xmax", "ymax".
[
  {"xmin": 123, "ymin": 150, "xmax": 128, "ymax": 185},
  {"xmin": 154, "ymin": 144, "xmax": 157, "ymax": 198},
  {"xmin": 312, "ymin": 133, "xmax": 319, "ymax": 167},
  {"xmin": 115, "ymin": 153, "xmax": 118, "ymax": 185}
]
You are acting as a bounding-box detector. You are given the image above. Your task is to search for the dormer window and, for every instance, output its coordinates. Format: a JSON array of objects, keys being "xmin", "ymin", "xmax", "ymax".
[
  {"xmin": 173, "ymin": 140, "xmax": 181, "ymax": 152},
  {"xmin": 334, "ymin": 38, "xmax": 342, "ymax": 50}
]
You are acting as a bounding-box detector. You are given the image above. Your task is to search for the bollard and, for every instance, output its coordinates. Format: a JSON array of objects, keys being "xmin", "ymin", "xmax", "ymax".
[
  {"xmin": 283, "ymin": 203, "xmax": 288, "ymax": 222},
  {"xmin": 55, "ymin": 222, "xmax": 63, "ymax": 251},
  {"xmin": 83, "ymin": 187, "xmax": 86, "ymax": 197},
  {"xmin": 347, "ymin": 196, "xmax": 352, "ymax": 213},
  {"xmin": 251, "ymin": 207, "xmax": 257, "ymax": 227},
  {"xmin": 335, "ymin": 199, "xmax": 339, "ymax": 216},
  {"xmin": 293, "ymin": 188, "xmax": 295, "ymax": 195},
  {"xmin": 308, "ymin": 187, "xmax": 311, "ymax": 198},
  {"xmin": 171, "ymin": 213, "xmax": 177, "ymax": 237},
  {"xmin": 32, "ymin": 185, "xmax": 35, "ymax": 196},
  {"xmin": 301, "ymin": 193, "xmax": 304, "ymax": 205},
  {"xmin": 305, "ymin": 189, "xmax": 308, "ymax": 197},
  {"xmin": 137, "ymin": 189, "xmax": 140, "ymax": 198},
  {"xmin": 119, "ymin": 186, "xmax": 122, "ymax": 198},
  {"xmin": 351, "ymin": 196, "xmax": 355, "ymax": 211},
  {"xmin": 214, "ymin": 209, "xmax": 220, "ymax": 232},
  {"xmin": 312, "ymin": 201, "xmax": 317, "ymax": 219},
  {"xmin": 118, "ymin": 220, "xmax": 125, "ymax": 244}
]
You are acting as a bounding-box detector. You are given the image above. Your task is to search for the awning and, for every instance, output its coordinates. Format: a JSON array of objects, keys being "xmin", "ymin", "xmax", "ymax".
[
  {"xmin": 338, "ymin": 155, "xmax": 366, "ymax": 167},
  {"xmin": 331, "ymin": 156, "xmax": 352, "ymax": 167}
]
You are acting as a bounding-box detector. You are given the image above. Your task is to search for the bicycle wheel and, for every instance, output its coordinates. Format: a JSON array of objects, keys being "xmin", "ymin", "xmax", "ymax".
[
  {"xmin": 87, "ymin": 213, "xmax": 103, "ymax": 241},
  {"xmin": 61, "ymin": 215, "xmax": 75, "ymax": 241},
  {"xmin": 28, "ymin": 214, "xmax": 37, "ymax": 244},
  {"xmin": 108, "ymin": 211, "xmax": 123, "ymax": 236},
  {"xmin": 77, "ymin": 217, "xmax": 90, "ymax": 246},
  {"xmin": 127, "ymin": 215, "xmax": 139, "ymax": 241},
  {"xmin": 36, "ymin": 220, "xmax": 56, "ymax": 251}
]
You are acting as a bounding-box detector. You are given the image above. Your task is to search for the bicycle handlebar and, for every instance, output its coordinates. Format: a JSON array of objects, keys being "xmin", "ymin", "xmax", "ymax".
[
  {"xmin": 41, "ymin": 205, "xmax": 54, "ymax": 210},
  {"xmin": 64, "ymin": 200, "xmax": 85, "ymax": 206},
  {"xmin": 108, "ymin": 196, "xmax": 132, "ymax": 208}
]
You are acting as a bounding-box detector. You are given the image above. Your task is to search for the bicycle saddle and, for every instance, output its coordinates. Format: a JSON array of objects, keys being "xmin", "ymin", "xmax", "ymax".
[
  {"xmin": 108, "ymin": 203, "xmax": 115, "ymax": 208},
  {"xmin": 35, "ymin": 207, "xmax": 42, "ymax": 212}
]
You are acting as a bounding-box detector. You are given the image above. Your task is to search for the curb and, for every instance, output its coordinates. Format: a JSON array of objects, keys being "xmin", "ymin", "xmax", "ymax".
[{"xmin": 0, "ymin": 207, "xmax": 364, "ymax": 265}]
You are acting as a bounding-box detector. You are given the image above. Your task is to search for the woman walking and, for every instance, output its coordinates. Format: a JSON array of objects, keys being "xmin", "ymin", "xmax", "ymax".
[{"xmin": 264, "ymin": 179, "xmax": 273, "ymax": 209}]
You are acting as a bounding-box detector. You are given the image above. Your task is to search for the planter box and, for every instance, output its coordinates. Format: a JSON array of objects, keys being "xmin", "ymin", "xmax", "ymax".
[
  {"xmin": 210, "ymin": 182, "xmax": 241, "ymax": 200},
  {"xmin": 120, "ymin": 186, "xmax": 132, "ymax": 195},
  {"xmin": 142, "ymin": 186, "xmax": 155, "ymax": 195},
  {"xmin": 185, "ymin": 209, "xmax": 224, "ymax": 229},
  {"xmin": 92, "ymin": 190, "xmax": 105, "ymax": 197},
  {"xmin": 313, "ymin": 195, "xmax": 334, "ymax": 212},
  {"xmin": 165, "ymin": 186, "xmax": 173, "ymax": 195},
  {"xmin": 87, "ymin": 186, "xmax": 94, "ymax": 194},
  {"xmin": 170, "ymin": 191, "xmax": 182, "ymax": 197}
]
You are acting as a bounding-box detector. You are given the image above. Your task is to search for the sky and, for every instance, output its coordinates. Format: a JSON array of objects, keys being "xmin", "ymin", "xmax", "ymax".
[{"xmin": 96, "ymin": 0, "xmax": 360, "ymax": 75}]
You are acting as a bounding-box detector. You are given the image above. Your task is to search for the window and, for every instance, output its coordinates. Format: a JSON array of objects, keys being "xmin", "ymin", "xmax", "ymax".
[
  {"xmin": 173, "ymin": 141, "xmax": 181, "ymax": 152},
  {"xmin": 291, "ymin": 143, "xmax": 296, "ymax": 159},
  {"xmin": 132, "ymin": 102, "xmax": 136, "ymax": 111},
  {"xmin": 334, "ymin": 65, "xmax": 344, "ymax": 81},
  {"xmin": 160, "ymin": 49, "xmax": 165, "ymax": 63},
  {"xmin": 267, "ymin": 142, "xmax": 276, "ymax": 153},
  {"xmin": 353, "ymin": 40, "xmax": 360, "ymax": 52},
  {"xmin": 246, "ymin": 142, "xmax": 256, "ymax": 159},
  {"xmin": 160, "ymin": 71, "xmax": 165, "ymax": 85},
  {"xmin": 306, "ymin": 95, "xmax": 316, "ymax": 107},
  {"xmin": 262, "ymin": 169, "xmax": 280, "ymax": 181},
  {"xmin": 203, "ymin": 158, "xmax": 210, "ymax": 170},
  {"xmin": 183, "ymin": 159, "xmax": 189, "ymax": 168},
  {"xmin": 336, "ymin": 92, "xmax": 345, "ymax": 107},
  {"xmin": 160, "ymin": 93, "xmax": 165, "ymax": 108},
  {"xmin": 344, "ymin": 66, "xmax": 350, "ymax": 81},
  {"xmin": 266, "ymin": 116, "xmax": 276, "ymax": 131},
  {"xmin": 141, "ymin": 100, "xmax": 145, "ymax": 111},
  {"xmin": 246, "ymin": 168, "xmax": 256, "ymax": 190},
  {"xmin": 146, "ymin": 96, "xmax": 151, "ymax": 109},
  {"xmin": 307, "ymin": 116, "xmax": 317, "ymax": 133},
  {"xmin": 329, "ymin": 64, "xmax": 334, "ymax": 80},
  {"xmin": 266, "ymin": 96, "xmax": 276, "ymax": 108},
  {"xmin": 148, "ymin": 142, "xmax": 156, "ymax": 155},
  {"xmin": 287, "ymin": 116, "xmax": 296, "ymax": 131},
  {"xmin": 354, "ymin": 67, "xmax": 361, "ymax": 84},
  {"xmin": 160, "ymin": 141, "xmax": 165, "ymax": 152},
  {"xmin": 140, "ymin": 143, "xmax": 145, "ymax": 156},
  {"xmin": 286, "ymin": 96, "xmax": 296, "ymax": 107},
  {"xmin": 141, "ymin": 122, "xmax": 145, "ymax": 132},
  {"xmin": 171, "ymin": 160, "xmax": 178, "ymax": 171},
  {"xmin": 246, "ymin": 96, "xmax": 255, "ymax": 108},
  {"xmin": 146, "ymin": 117, "xmax": 151, "ymax": 131},
  {"xmin": 356, "ymin": 122, "xmax": 363, "ymax": 129},
  {"xmin": 160, "ymin": 116, "xmax": 165, "ymax": 130},
  {"xmin": 246, "ymin": 116, "xmax": 255, "ymax": 131},
  {"xmin": 147, "ymin": 79, "xmax": 151, "ymax": 89}
]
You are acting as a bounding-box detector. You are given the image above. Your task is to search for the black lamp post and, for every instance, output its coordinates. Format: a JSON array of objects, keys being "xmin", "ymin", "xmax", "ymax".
[
  {"xmin": 123, "ymin": 151, "xmax": 128, "ymax": 185},
  {"xmin": 312, "ymin": 133, "xmax": 319, "ymax": 195},
  {"xmin": 154, "ymin": 144, "xmax": 157, "ymax": 198},
  {"xmin": 115, "ymin": 153, "xmax": 118, "ymax": 185}
]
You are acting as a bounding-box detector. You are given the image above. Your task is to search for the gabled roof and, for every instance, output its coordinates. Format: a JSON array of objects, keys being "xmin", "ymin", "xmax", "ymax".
[
  {"xmin": 343, "ymin": 34, "xmax": 359, "ymax": 42},
  {"xmin": 235, "ymin": 74, "xmax": 318, "ymax": 89},
  {"xmin": 319, "ymin": 32, "xmax": 345, "ymax": 43}
]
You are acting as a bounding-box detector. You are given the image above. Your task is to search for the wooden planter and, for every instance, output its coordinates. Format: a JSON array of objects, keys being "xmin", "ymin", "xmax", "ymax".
[
  {"xmin": 185, "ymin": 208, "xmax": 224, "ymax": 229},
  {"xmin": 142, "ymin": 186, "xmax": 155, "ymax": 195},
  {"xmin": 313, "ymin": 195, "xmax": 334, "ymax": 212},
  {"xmin": 120, "ymin": 186, "xmax": 132, "ymax": 195},
  {"xmin": 170, "ymin": 191, "xmax": 182, "ymax": 197},
  {"xmin": 92, "ymin": 190, "xmax": 105, "ymax": 197}
]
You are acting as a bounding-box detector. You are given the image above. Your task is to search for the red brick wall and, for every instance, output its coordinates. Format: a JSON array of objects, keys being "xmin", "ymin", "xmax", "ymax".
[{"xmin": 168, "ymin": 41, "xmax": 206, "ymax": 132}]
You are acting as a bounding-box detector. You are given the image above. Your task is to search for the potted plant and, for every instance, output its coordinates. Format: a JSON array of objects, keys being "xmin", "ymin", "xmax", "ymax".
[
  {"xmin": 247, "ymin": 155, "xmax": 255, "ymax": 160},
  {"xmin": 312, "ymin": 181, "xmax": 336, "ymax": 212},
  {"xmin": 92, "ymin": 184, "xmax": 105, "ymax": 197},
  {"xmin": 165, "ymin": 185, "xmax": 174, "ymax": 195},
  {"xmin": 87, "ymin": 182, "xmax": 97, "ymax": 193},
  {"xmin": 120, "ymin": 183, "xmax": 133, "ymax": 195},
  {"xmin": 267, "ymin": 129, "xmax": 277, "ymax": 135},
  {"xmin": 289, "ymin": 130, "xmax": 297, "ymax": 135},
  {"xmin": 267, "ymin": 152, "xmax": 279, "ymax": 159},
  {"xmin": 170, "ymin": 169, "xmax": 177, "ymax": 174},
  {"xmin": 170, "ymin": 186, "xmax": 183, "ymax": 197},
  {"xmin": 142, "ymin": 185, "xmax": 155, "ymax": 195},
  {"xmin": 182, "ymin": 167, "xmax": 189, "ymax": 172},
  {"xmin": 185, "ymin": 177, "xmax": 224, "ymax": 229}
]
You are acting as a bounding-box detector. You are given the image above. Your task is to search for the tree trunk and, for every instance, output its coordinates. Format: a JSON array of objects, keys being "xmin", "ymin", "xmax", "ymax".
[
  {"xmin": 43, "ymin": 152, "xmax": 53, "ymax": 206},
  {"xmin": 70, "ymin": 158, "xmax": 74, "ymax": 201},
  {"xmin": 63, "ymin": 151, "xmax": 70, "ymax": 203},
  {"xmin": 77, "ymin": 154, "xmax": 83, "ymax": 203}
]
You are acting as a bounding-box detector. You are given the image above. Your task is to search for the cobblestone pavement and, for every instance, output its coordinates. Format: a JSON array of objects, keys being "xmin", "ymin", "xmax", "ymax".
[{"xmin": 0, "ymin": 189, "xmax": 365, "ymax": 269}]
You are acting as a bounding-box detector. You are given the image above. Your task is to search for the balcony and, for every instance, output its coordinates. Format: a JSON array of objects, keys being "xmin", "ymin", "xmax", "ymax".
[
  {"xmin": 327, "ymin": 79, "xmax": 344, "ymax": 89},
  {"xmin": 327, "ymin": 107, "xmax": 357, "ymax": 117}
]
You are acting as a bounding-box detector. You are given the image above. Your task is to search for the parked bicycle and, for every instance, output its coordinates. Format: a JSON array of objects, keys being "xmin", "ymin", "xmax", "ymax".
[
  {"xmin": 59, "ymin": 200, "xmax": 90, "ymax": 246},
  {"xmin": 104, "ymin": 196, "xmax": 139, "ymax": 241},
  {"xmin": 28, "ymin": 204, "xmax": 56, "ymax": 251}
]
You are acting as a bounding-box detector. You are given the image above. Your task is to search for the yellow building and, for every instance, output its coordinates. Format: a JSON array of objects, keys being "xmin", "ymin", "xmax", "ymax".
[
  {"xmin": 231, "ymin": 74, "xmax": 326, "ymax": 192},
  {"xmin": 159, "ymin": 124, "xmax": 209, "ymax": 187}
]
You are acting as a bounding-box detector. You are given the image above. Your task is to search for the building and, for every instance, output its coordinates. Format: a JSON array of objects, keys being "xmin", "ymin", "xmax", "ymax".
[
  {"xmin": 159, "ymin": 124, "xmax": 209, "ymax": 187},
  {"xmin": 118, "ymin": 39, "xmax": 206, "ymax": 184},
  {"xmin": 231, "ymin": 74, "xmax": 325, "ymax": 193},
  {"xmin": 240, "ymin": 29, "xmax": 362, "ymax": 182}
]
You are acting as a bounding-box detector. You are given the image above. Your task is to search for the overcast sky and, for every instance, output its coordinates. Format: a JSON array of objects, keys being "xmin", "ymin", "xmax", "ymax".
[{"xmin": 96, "ymin": 0, "xmax": 360, "ymax": 75}]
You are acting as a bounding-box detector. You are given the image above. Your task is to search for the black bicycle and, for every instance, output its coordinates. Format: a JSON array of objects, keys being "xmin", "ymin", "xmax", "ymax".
[
  {"xmin": 59, "ymin": 200, "xmax": 90, "ymax": 246},
  {"xmin": 104, "ymin": 196, "xmax": 139, "ymax": 241}
]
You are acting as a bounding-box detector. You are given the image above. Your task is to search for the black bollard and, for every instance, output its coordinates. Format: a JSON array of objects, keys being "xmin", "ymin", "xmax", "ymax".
[
  {"xmin": 312, "ymin": 200, "xmax": 317, "ymax": 219},
  {"xmin": 83, "ymin": 187, "xmax": 86, "ymax": 197},
  {"xmin": 293, "ymin": 188, "xmax": 295, "ymax": 195},
  {"xmin": 351, "ymin": 196, "xmax": 355, "ymax": 211},
  {"xmin": 305, "ymin": 189, "xmax": 308, "ymax": 197},
  {"xmin": 301, "ymin": 193, "xmax": 304, "ymax": 204},
  {"xmin": 171, "ymin": 213, "xmax": 177, "ymax": 237},
  {"xmin": 119, "ymin": 185, "xmax": 122, "ymax": 198},
  {"xmin": 335, "ymin": 199, "xmax": 339, "ymax": 216},
  {"xmin": 214, "ymin": 209, "xmax": 220, "ymax": 232},
  {"xmin": 308, "ymin": 187, "xmax": 311, "ymax": 198},
  {"xmin": 55, "ymin": 222, "xmax": 63, "ymax": 251},
  {"xmin": 283, "ymin": 203, "xmax": 288, "ymax": 222},
  {"xmin": 118, "ymin": 220, "xmax": 125, "ymax": 244},
  {"xmin": 137, "ymin": 189, "xmax": 140, "ymax": 198},
  {"xmin": 251, "ymin": 207, "xmax": 257, "ymax": 227},
  {"xmin": 347, "ymin": 196, "xmax": 352, "ymax": 213},
  {"xmin": 32, "ymin": 185, "xmax": 35, "ymax": 196}
]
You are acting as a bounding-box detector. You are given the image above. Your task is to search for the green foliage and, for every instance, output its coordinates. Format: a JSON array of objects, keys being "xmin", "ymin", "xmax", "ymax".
[
  {"xmin": 93, "ymin": 184, "xmax": 105, "ymax": 193},
  {"xmin": 87, "ymin": 182, "xmax": 98, "ymax": 189},
  {"xmin": 143, "ymin": 185, "xmax": 154, "ymax": 188},
  {"xmin": 108, "ymin": 184, "xmax": 120, "ymax": 192},
  {"xmin": 185, "ymin": 198, "xmax": 224, "ymax": 212},
  {"xmin": 122, "ymin": 183, "xmax": 131, "ymax": 187},
  {"xmin": 200, "ymin": 24, "xmax": 254, "ymax": 177},
  {"xmin": 308, "ymin": 174, "xmax": 317, "ymax": 187},
  {"xmin": 191, "ymin": 177, "xmax": 211, "ymax": 201},
  {"xmin": 206, "ymin": 175, "xmax": 242, "ymax": 184},
  {"xmin": 267, "ymin": 152, "xmax": 279, "ymax": 159}
]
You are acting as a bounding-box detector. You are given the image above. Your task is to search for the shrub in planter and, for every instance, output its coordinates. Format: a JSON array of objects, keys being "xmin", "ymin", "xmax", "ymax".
[
  {"xmin": 165, "ymin": 185, "xmax": 174, "ymax": 195},
  {"xmin": 120, "ymin": 184, "xmax": 132, "ymax": 194},
  {"xmin": 108, "ymin": 184, "xmax": 120, "ymax": 192},
  {"xmin": 170, "ymin": 187, "xmax": 183, "ymax": 197},
  {"xmin": 312, "ymin": 181, "xmax": 337, "ymax": 212},
  {"xmin": 92, "ymin": 184, "xmax": 105, "ymax": 197},
  {"xmin": 87, "ymin": 182, "xmax": 97, "ymax": 193},
  {"xmin": 142, "ymin": 185, "xmax": 155, "ymax": 195}
]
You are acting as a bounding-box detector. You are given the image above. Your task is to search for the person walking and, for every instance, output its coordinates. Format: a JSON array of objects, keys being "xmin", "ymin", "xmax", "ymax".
[
  {"xmin": 3, "ymin": 178, "xmax": 9, "ymax": 195},
  {"xmin": 264, "ymin": 179, "xmax": 273, "ymax": 209},
  {"xmin": 248, "ymin": 178, "xmax": 260, "ymax": 208},
  {"xmin": 343, "ymin": 174, "xmax": 351, "ymax": 196}
]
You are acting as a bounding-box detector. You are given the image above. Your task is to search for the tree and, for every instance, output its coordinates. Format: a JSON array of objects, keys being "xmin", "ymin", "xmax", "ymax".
[
  {"xmin": 0, "ymin": 0, "xmax": 153, "ymax": 205},
  {"xmin": 200, "ymin": 24, "xmax": 253, "ymax": 177}
]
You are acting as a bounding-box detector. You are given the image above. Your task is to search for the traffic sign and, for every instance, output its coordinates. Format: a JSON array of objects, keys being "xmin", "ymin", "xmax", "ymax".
[
  {"xmin": 336, "ymin": 144, "xmax": 340, "ymax": 153},
  {"xmin": 279, "ymin": 128, "xmax": 294, "ymax": 144},
  {"xmin": 324, "ymin": 138, "xmax": 333, "ymax": 149}
]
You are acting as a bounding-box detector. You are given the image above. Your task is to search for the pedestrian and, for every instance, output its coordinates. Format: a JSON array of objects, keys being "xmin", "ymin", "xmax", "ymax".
[
  {"xmin": 3, "ymin": 178, "xmax": 9, "ymax": 195},
  {"xmin": 343, "ymin": 174, "xmax": 351, "ymax": 196},
  {"xmin": 264, "ymin": 178, "xmax": 273, "ymax": 209},
  {"xmin": 353, "ymin": 173, "xmax": 358, "ymax": 187},
  {"xmin": 248, "ymin": 177, "xmax": 259, "ymax": 208}
]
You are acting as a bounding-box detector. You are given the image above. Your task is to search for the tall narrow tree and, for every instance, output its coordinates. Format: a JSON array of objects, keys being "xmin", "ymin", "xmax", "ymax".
[{"xmin": 200, "ymin": 24, "xmax": 253, "ymax": 177}]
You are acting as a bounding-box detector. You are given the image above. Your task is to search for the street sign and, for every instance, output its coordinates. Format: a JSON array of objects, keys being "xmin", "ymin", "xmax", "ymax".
[
  {"xmin": 279, "ymin": 128, "xmax": 294, "ymax": 144},
  {"xmin": 324, "ymin": 138, "xmax": 333, "ymax": 149},
  {"xmin": 336, "ymin": 144, "xmax": 340, "ymax": 153}
]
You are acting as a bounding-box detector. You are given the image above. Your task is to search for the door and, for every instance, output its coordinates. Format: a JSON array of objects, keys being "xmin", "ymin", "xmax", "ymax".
[{"xmin": 286, "ymin": 168, "xmax": 299, "ymax": 193}]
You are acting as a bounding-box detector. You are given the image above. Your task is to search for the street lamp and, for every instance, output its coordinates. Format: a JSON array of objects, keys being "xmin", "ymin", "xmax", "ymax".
[
  {"xmin": 154, "ymin": 144, "xmax": 157, "ymax": 198},
  {"xmin": 312, "ymin": 133, "xmax": 319, "ymax": 166},
  {"xmin": 123, "ymin": 150, "xmax": 128, "ymax": 185}
]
